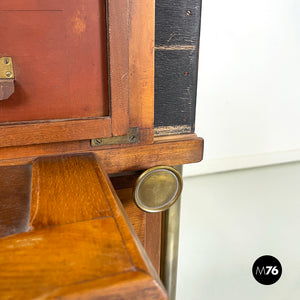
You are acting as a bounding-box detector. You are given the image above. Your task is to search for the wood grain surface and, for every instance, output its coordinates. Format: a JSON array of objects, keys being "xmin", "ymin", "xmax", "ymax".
[
  {"xmin": 0, "ymin": 117, "xmax": 112, "ymax": 147},
  {"xmin": 0, "ymin": 218, "xmax": 133, "ymax": 299},
  {"xmin": 0, "ymin": 0, "xmax": 133, "ymax": 148},
  {"xmin": 0, "ymin": 135, "xmax": 203, "ymax": 174},
  {"xmin": 129, "ymin": 0, "xmax": 155, "ymax": 140},
  {"xmin": 115, "ymin": 182, "xmax": 162, "ymax": 275},
  {"xmin": 0, "ymin": 154, "xmax": 168, "ymax": 299},
  {"xmin": 0, "ymin": 165, "xmax": 31, "ymax": 238},
  {"xmin": 43, "ymin": 271, "xmax": 167, "ymax": 300}
]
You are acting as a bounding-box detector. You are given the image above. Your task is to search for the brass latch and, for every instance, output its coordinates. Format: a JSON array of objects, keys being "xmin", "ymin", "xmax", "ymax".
[
  {"xmin": 0, "ymin": 57, "xmax": 15, "ymax": 101},
  {"xmin": 91, "ymin": 128, "xmax": 140, "ymax": 147}
]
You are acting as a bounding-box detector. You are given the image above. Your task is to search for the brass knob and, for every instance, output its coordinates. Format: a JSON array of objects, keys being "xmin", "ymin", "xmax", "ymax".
[{"xmin": 133, "ymin": 166, "xmax": 183, "ymax": 213}]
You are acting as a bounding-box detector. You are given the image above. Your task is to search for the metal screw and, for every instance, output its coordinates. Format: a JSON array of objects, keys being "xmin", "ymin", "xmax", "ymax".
[
  {"xmin": 5, "ymin": 71, "xmax": 13, "ymax": 78},
  {"xmin": 93, "ymin": 138, "xmax": 103, "ymax": 146},
  {"xmin": 186, "ymin": 10, "xmax": 192, "ymax": 16},
  {"xmin": 129, "ymin": 135, "xmax": 137, "ymax": 143},
  {"xmin": 4, "ymin": 58, "xmax": 10, "ymax": 65}
]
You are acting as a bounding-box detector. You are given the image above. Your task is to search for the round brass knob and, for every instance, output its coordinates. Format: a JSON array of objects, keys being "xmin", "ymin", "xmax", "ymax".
[{"xmin": 133, "ymin": 166, "xmax": 183, "ymax": 213}]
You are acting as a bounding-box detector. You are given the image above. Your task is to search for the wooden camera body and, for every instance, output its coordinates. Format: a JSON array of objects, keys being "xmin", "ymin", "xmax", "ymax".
[{"xmin": 0, "ymin": 1, "xmax": 203, "ymax": 299}]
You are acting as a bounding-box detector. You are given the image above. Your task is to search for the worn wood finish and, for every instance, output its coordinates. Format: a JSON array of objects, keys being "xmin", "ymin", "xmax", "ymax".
[
  {"xmin": 108, "ymin": 0, "xmax": 130, "ymax": 136},
  {"xmin": 0, "ymin": 135, "xmax": 204, "ymax": 174},
  {"xmin": 0, "ymin": 0, "xmax": 109, "ymax": 122},
  {"xmin": 0, "ymin": 0, "xmax": 134, "ymax": 148},
  {"xmin": 155, "ymin": 0, "xmax": 202, "ymax": 135},
  {"xmin": 0, "ymin": 165, "xmax": 31, "ymax": 238},
  {"xmin": 155, "ymin": 0, "xmax": 202, "ymax": 46},
  {"xmin": 155, "ymin": 50, "xmax": 198, "ymax": 133},
  {"xmin": 0, "ymin": 117, "xmax": 112, "ymax": 147},
  {"xmin": 129, "ymin": 0, "xmax": 155, "ymax": 143},
  {"xmin": 0, "ymin": 154, "xmax": 167, "ymax": 299}
]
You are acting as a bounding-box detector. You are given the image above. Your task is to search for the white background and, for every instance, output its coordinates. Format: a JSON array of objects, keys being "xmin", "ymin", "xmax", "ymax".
[
  {"xmin": 178, "ymin": 162, "xmax": 300, "ymax": 300},
  {"xmin": 178, "ymin": 1, "xmax": 300, "ymax": 299},
  {"xmin": 184, "ymin": 0, "xmax": 300, "ymax": 177}
]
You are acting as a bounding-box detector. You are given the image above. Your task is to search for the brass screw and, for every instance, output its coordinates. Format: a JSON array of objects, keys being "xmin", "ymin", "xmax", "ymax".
[
  {"xmin": 186, "ymin": 10, "xmax": 192, "ymax": 16},
  {"xmin": 129, "ymin": 135, "xmax": 137, "ymax": 143},
  {"xmin": 4, "ymin": 58, "xmax": 10, "ymax": 65},
  {"xmin": 93, "ymin": 138, "xmax": 103, "ymax": 146},
  {"xmin": 5, "ymin": 71, "xmax": 13, "ymax": 78}
]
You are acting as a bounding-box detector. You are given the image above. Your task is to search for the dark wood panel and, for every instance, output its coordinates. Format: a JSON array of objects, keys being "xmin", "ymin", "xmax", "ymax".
[
  {"xmin": 0, "ymin": 0, "xmax": 108, "ymax": 122},
  {"xmin": 155, "ymin": 0, "xmax": 202, "ymax": 46},
  {"xmin": 155, "ymin": 49, "xmax": 198, "ymax": 133},
  {"xmin": 0, "ymin": 219, "xmax": 133, "ymax": 298},
  {"xmin": 30, "ymin": 155, "xmax": 112, "ymax": 230},
  {"xmin": 155, "ymin": 0, "xmax": 202, "ymax": 135},
  {"xmin": 0, "ymin": 165, "xmax": 32, "ymax": 238}
]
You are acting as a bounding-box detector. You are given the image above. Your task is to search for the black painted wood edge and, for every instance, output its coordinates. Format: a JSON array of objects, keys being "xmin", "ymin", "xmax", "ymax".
[{"xmin": 154, "ymin": 0, "xmax": 202, "ymax": 136}]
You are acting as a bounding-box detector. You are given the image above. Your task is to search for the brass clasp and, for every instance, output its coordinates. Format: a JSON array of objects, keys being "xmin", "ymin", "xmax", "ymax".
[{"xmin": 0, "ymin": 57, "xmax": 15, "ymax": 101}]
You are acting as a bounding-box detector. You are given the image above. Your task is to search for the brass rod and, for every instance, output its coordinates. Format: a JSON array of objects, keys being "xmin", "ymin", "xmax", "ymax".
[{"xmin": 160, "ymin": 165, "xmax": 182, "ymax": 300}]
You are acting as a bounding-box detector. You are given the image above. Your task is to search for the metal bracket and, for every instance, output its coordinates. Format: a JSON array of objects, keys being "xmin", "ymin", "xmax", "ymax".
[
  {"xmin": 91, "ymin": 127, "xmax": 140, "ymax": 147},
  {"xmin": 0, "ymin": 57, "xmax": 15, "ymax": 101},
  {"xmin": 0, "ymin": 57, "xmax": 14, "ymax": 79}
]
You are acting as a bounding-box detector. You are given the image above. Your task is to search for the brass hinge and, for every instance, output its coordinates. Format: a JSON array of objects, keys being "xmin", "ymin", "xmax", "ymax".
[
  {"xmin": 91, "ymin": 127, "xmax": 140, "ymax": 147},
  {"xmin": 0, "ymin": 57, "xmax": 14, "ymax": 79},
  {"xmin": 0, "ymin": 57, "xmax": 15, "ymax": 101}
]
